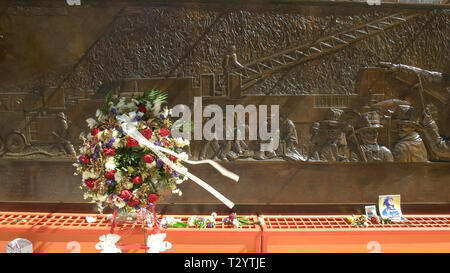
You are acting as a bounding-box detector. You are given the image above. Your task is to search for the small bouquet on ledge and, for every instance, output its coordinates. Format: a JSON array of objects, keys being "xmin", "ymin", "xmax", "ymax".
[
  {"xmin": 159, "ymin": 212, "xmax": 258, "ymax": 229},
  {"xmin": 73, "ymin": 89, "xmax": 190, "ymax": 217},
  {"xmin": 346, "ymin": 215, "xmax": 380, "ymax": 227}
]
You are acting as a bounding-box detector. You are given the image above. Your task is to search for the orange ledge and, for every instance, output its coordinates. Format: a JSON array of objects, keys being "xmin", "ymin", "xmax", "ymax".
[
  {"xmin": 260, "ymin": 215, "xmax": 450, "ymax": 253},
  {"xmin": 2, "ymin": 212, "xmax": 450, "ymax": 253},
  {"xmin": 0, "ymin": 212, "xmax": 261, "ymax": 253}
]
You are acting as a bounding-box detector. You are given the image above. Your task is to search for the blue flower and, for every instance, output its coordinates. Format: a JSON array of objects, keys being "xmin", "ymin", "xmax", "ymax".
[
  {"xmin": 159, "ymin": 114, "xmax": 167, "ymax": 120},
  {"xmin": 156, "ymin": 159, "xmax": 164, "ymax": 168},
  {"xmin": 154, "ymin": 140, "xmax": 162, "ymax": 147},
  {"xmin": 172, "ymin": 171, "xmax": 179, "ymax": 177},
  {"xmin": 110, "ymin": 108, "xmax": 117, "ymax": 115},
  {"xmin": 106, "ymin": 179, "xmax": 115, "ymax": 186},
  {"xmin": 106, "ymin": 137, "xmax": 115, "ymax": 147},
  {"xmin": 115, "ymin": 126, "xmax": 124, "ymax": 137}
]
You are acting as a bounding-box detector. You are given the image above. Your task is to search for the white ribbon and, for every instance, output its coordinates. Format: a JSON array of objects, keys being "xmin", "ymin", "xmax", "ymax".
[
  {"xmin": 117, "ymin": 113, "xmax": 239, "ymax": 209},
  {"xmin": 147, "ymin": 233, "xmax": 172, "ymax": 253},
  {"xmin": 95, "ymin": 234, "xmax": 122, "ymax": 253}
]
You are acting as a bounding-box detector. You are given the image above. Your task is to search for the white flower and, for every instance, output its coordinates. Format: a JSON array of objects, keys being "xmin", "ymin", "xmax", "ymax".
[
  {"xmin": 105, "ymin": 157, "xmax": 116, "ymax": 171},
  {"xmin": 115, "ymin": 97, "xmax": 126, "ymax": 112},
  {"xmin": 82, "ymin": 170, "xmax": 98, "ymax": 180},
  {"xmin": 114, "ymin": 171, "xmax": 123, "ymax": 183},
  {"xmin": 204, "ymin": 216, "xmax": 214, "ymax": 223},
  {"xmin": 79, "ymin": 132, "xmax": 86, "ymax": 142},
  {"xmin": 152, "ymin": 99, "xmax": 163, "ymax": 116},
  {"xmin": 83, "ymin": 192, "xmax": 92, "ymax": 200},
  {"xmin": 162, "ymin": 107, "xmax": 169, "ymax": 119},
  {"xmin": 113, "ymin": 197, "xmax": 126, "ymax": 209},
  {"xmin": 258, "ymin": 217, "xmax": 265, "ymax": 226},
  {"xmin": 147, "ymin": 233, "xmax": 172, "ymax": 253},
  {"xmin": 95, "ymin": 193, "xmax": 108, "ymax": 202},
  {"xmin": 95, "ymin": 234, "xmax": 122, "ymax": 253},
  {"xmin": 112, "ymin": 139, "xmax": 122, "ymax": 149},
  {"xmin": 124, "ymin": 182, "xmax": 134, "ymax": 190},
  {"xmin": 86, "ymin": 118, "xmax": 98, "ymax": 129},
  {"xmin": 96, "ymin": 109, "xmax": 108, "ymax": 122},
  {"xmin": 151, "ymin": 177, "xmax": 159, "ymax": 184},
  {"xmin": 211, "ymin": 212, "xmax": 217, "ymax": 218},
  {"xmin": 146, "ymin": 162, "xmax": 156, "ymax": 169},
  {"xmin": 145, "ymin": 101, "xmax": 153, "ymax": 110},
  {"xmin": 188, "ymin": 216, "xmax": 197, "ymax": 227},
  {"xmin": 160, "ymin": 217, "xmax": 181, "ymax": 227},
  {"xmin": 125, "ymin": 101, "xmax": 137, "ymax": 110},
  {"xmin": 233, "ymin": 219, "xmax": 240, "ymax": 228},
  {"xmin": 172, "ymin": 187, "xmax": 183, "ymax": 196},
  {"xmin": 112, "ymin": 129, "xmax": 119, "ymax": 138},
  {"xmin": 175, "ymin": 179, "xmax": 183, "ymax": 184},
  {"xmin": 97, "ymin": 130, "xmax": 106, "ymax": 142},
  {"xmin": 79, "ymin": 146, "xmax": 88, "ymax": 154}
]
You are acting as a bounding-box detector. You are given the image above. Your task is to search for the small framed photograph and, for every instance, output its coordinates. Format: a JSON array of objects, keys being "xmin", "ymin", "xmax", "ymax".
[
  {"xmin": 378, "ymin": 194, "xmax": 406, "ymax": 222},
  {"xmin": 365, "ymin": 205, "xmax": 377, "ymax": 218}
]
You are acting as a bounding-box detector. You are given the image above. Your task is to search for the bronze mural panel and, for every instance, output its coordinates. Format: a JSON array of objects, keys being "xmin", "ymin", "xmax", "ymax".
[{"xmin": 0, "ymin": 1, "xmax": 448, "ymax": 212}]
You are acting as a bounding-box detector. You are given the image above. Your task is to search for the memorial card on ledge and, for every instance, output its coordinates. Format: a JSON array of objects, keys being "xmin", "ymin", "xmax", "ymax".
[
  {"xmin": 378, "ymin": 195, "xmax": 406, "ymax": 222},
  {"xmin": 365, "ymin": 205, "xmax": 378, "ymax": 218}
]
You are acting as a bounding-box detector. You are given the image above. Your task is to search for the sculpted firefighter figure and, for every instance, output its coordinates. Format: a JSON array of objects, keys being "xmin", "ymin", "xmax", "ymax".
[
  {"xmin": 421, "ymin": 105, "xmax": 450, "ymax": 161},
  {"xmin": 392, "ymin": 105, "xmax": 428, "ymax": 162},
  {"xmin": 318, "ymin": 108, "xmax": 350, "ymax": 162},
  {"xmin": 277, "ymin": 114, "xmax": 306, "ymax": 161},
  {"xmin": 53, "ymin": 112, "xmax": 76, "ymax": 157},
  {"xmin": 221, "ymin": 45, "xmax": 244, "ymax": 94},
  {"xmin": 307, "ymin": 122, "xmax": 322, "ymax": 161},
  {"xmin": 350, "ymin": 111, "xmax": 393, "ymax": 162}
]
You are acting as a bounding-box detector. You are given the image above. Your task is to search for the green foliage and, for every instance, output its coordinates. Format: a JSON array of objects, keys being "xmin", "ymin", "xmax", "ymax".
[
  {"xmin": 237, "ymin": 217, "xmax": 257, "ymax": 226},
  {"xmin": 101, "ymin": 91, "xmax": 114, "ymax": 115},
  {"xmin": 167, "ymin": 222, "xmax": 188, "ymax": 228},
  {"xmin": 136, "ymin": 89, "xmax": 168, "ymax": 106},
  {"xmin": 114, "ymin": 147, "xmax": 146, "ymax": 175}
]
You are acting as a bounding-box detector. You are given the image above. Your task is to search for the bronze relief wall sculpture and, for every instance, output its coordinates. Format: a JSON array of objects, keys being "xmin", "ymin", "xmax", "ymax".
[{"xmin": 0, "ymin": 0, "xmax": 448, "ymax": 213}]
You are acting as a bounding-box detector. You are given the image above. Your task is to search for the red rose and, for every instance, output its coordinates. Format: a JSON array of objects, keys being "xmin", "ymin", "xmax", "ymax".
[
  {"xmin": 104, "ymin": 148, "xmax": 116, "ymax": 156},
  {"xmin": 370, "ymin": 216, "xmax": 379, "ymax": 224},
  {"xmin": 132, "ymin": 176, "xmax": 143, "ymax": 185},
  {"xmin": 142, "ymin": 129, "xmax": 153, "ymax": 140},
  {"xmin": 91, "ymin": 128, "xmax": 101, "ymax": 136},
  {"xmin": 169, "ymin": 155, "xmax": 178, "ymax": 162},
  {"xmin": 138, "ymin": 105, "xmax": 147, "ymax": 113},
  {"xmin": 147, "ymin": 193, "xmax": 159, "ymax": 204},
  {"xmin": 120, "ymin": 190, "xmax": 132, "ymax": 200},
  {"xmin": 85, "ymin": 179, "xmax": 96, "ymax": 189},
  {"xmin": 105, "ymin": 170, "xmax": 116, "ymax": 180},
  {"xmin": 143, "ymin": 154, "xmax": 154, "ymax": 163},
  {"xmin": 160, "ymin": 128, "xmax": 170, "ymax": 137},
  {"xmin": 80, "ymin": 154, "xmax": 89, "ymax": 164},
  {"xmin": 127, "ymin": 196, "xmax": 140, "ymax": 207},
  {"xmin": 127, "ymin": 137, "xmax": 139, "ymax": 147}
]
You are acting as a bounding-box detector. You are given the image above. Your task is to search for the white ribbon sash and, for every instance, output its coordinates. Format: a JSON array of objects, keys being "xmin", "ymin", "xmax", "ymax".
[{"xmin": 117, "ymin": 114, "xmax": 239, "ymax": 209}]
